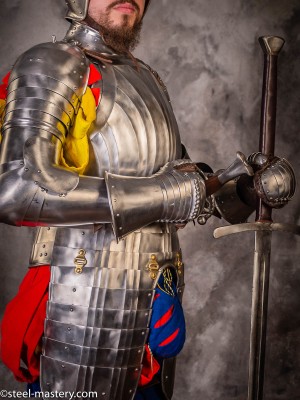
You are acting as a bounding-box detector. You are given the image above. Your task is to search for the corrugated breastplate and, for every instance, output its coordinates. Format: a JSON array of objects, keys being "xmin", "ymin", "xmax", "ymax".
[{"xmin": 34, "ymin": 45, "xmax": 184, "ymax": 399}]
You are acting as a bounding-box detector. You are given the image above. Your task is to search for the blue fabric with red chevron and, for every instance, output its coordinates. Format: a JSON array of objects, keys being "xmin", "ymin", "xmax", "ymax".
[{"xmin": 148, "ymin": 270, "xmax": 186, "ymax": 359}]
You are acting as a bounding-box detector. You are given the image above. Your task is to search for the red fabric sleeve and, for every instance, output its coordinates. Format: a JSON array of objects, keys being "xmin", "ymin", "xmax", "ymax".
[
  {"xmin": 88, "ymin": 64, "xmax": 102, "ymax": 106},
  {"xmin": 0, "ymin": 266, "xmax": 50, "ymax": 383},
  {"xmin": 0, "ymin": 71, "xmax": 11, "ymax": 100}
]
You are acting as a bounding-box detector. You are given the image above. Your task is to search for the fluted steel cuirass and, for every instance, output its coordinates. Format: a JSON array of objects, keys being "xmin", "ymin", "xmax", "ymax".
[{"xmin": 27, "ymin": 23, "xmax": 184, "ymax": 400}]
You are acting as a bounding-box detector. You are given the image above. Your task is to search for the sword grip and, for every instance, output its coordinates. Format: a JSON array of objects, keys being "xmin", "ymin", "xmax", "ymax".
[
  {"xmin": 256, "ymin": 36, "xmax": 285, "ymax": 222},
  {"xmin": 205, "ymin": 175, "xmax": 222, "ymax": 196}
]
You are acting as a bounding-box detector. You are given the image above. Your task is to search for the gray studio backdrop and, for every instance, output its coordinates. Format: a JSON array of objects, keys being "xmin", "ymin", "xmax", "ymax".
[{"xmin": 0, "ymin": 1, "xmax": 300, "ymax": 399}]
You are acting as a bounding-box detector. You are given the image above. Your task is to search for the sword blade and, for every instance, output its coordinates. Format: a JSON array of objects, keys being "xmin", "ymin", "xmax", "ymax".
[
  {"xmin": 248, "ymin": 230, "xmax": 272, "ymax": 400},
  {"xmin": 248, "ymin": 36, "xmax": 284, "ymax": 400}
]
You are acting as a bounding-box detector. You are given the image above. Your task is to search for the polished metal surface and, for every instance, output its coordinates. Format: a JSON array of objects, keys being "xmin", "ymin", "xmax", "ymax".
[
  {"xmin": 105, "ymin": 160, "xmax": 206, "ymax": 240},
  {"xmin": 214, "ymin": 179, "xmax": 254, "ymax": 225},
  {"xmin": 214, "ymin": 221, "xmax": 300, "ymax": 239},
  {"xmin": 248, "ymin": 230, "xmax": 271, "ymax": 400},
  {"xmin": 30, "ymin": 227, "xmax": 57, "ymax": 266},
  {"xmin": 0, "ymin": 23, "xmax": 190, "ymax": 399},
  {"xmin": 217, "ymin": 152, "xmax": 253, "ymax": 185},
  {"xmin": 41, "ymin": 223, "xmax": 184, "ymax": 399},
  {"xmin": 66, "ymin": 0, "xmax": 89, "ymax": 21},
  {"xmin": 254, "ymin": 157, "xmax": 296, "ymax": 207},
  {"xmin": 64, "ymin": 22, "xmax": 116, "ymax": 55}
]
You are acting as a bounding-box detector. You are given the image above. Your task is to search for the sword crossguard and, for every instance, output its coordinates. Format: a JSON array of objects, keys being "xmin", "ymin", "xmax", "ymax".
[{"xmin": 214, "ymin": 221, "xmax": 300, "ymax": 239}]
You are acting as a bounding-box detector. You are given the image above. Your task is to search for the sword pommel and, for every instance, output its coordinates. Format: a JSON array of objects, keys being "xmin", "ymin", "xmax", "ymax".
[{"xmin": 258, "ymin": 36, "xmax": 285, "ymax": 56}]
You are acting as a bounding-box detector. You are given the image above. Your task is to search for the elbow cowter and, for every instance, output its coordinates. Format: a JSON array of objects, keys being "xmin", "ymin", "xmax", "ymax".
[{"xmin": 0, "ymin": 41, "xmax": 90, "ymax": 225}]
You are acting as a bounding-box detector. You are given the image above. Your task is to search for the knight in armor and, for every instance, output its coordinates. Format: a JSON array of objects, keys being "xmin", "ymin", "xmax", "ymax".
[{"xmin": 0, "ymin": 1, "xmax": 296, "ymax": 399}]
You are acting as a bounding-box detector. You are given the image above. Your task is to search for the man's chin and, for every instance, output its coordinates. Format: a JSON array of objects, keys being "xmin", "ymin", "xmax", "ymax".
[{"xmin": 109, "ymin": 9, "xmax": 138, "ymax": 27}]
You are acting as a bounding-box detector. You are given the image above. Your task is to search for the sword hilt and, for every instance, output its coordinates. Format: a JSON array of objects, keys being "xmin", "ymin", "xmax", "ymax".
[{"xmin": 256, "ymin": 36, "xmax": 285, "ymax": 223}]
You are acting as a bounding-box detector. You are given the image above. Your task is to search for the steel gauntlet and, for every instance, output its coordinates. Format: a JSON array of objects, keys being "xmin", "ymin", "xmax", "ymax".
[{"xmin": 105, "ymin": 160, "xmax": 206, "ymax": 240}]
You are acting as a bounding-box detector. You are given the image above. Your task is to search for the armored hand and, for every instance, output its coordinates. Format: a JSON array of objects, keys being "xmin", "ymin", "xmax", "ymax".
[
  {"xmin": 105, "ymin": 153, "xmax": 254, "ymax": 240},
  {"xmin": 105, "ymin": 160, "xmax": 206, "ymax": 240},
  {"xmin": 248, "ymin": 152, "xmax": 296, "ymax": 208}
]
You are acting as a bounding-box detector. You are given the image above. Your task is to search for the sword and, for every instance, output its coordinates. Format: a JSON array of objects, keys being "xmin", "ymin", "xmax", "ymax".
[{"xmin": 213, "ymin": 36, "xmax": 300, "ymax": 400}]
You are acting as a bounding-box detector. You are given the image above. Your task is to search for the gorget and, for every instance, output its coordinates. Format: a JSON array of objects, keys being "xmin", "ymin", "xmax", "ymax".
[{"xmin": 29, "ymin": 22, "xmax": 185, "ymax": 400}]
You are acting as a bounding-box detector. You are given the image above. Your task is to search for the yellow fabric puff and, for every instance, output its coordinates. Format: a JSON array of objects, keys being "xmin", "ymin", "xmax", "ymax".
[{"xmin": 60, "ymin": 87, "xmax": 96, "ymax": 174}]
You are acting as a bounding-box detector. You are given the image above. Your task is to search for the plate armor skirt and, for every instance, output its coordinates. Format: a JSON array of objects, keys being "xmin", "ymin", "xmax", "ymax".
[{"xmin": 35, "ymin": 223, "xmax": 184, "ymax": 399}]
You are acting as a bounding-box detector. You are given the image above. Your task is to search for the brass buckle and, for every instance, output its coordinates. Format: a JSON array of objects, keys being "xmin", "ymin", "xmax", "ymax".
[
  {"xmin": 146, "ymin": 254, "xmax": 160, "ymax": 280},
  {"xmin": 74, "ymin": 249, "xmax": 87, "ymax": 274},
  {"xmin": 175, "ymin": 251, "xmax": 184, "ymax": 275}
]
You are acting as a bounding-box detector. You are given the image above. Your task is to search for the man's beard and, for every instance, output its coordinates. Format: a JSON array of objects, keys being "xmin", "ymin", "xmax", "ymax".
[{"xmin": 85, "ymin": 4, "xmax": 143, "ymax": 54}]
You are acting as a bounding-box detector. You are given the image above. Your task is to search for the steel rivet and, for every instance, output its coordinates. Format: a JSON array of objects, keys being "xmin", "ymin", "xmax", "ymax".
[
  {"xmin": 67, "ymin": 327, "xmax": 71, "ymax": 331},
  {"xmin": 40, "ymin": 253, "xmax": 43, "ymax": 257},
  {"xmin": 70, "ymin": 307, "xmax": 74, "ymax": 312},
  {"xmin": 42, "ymin": 244, "xmax": 46, "ymax": 248},
  {"xmin": 44, "ymin": 253, "xmax": 47, "ymax": 256},
  {"xmin": 73, "ymin": 288, "xmax": 76, "ymax": 292},
  {"xmin": 61, "ymin": 365, "xmax": 65, "ymax": 368},
  {"xmin": 82, "ymin": 232, "xmax": 85, "ymax": 235}
]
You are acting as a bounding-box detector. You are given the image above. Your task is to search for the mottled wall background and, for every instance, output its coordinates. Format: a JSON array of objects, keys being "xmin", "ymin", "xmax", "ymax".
[{"xmin": 0, "ymin": 1, "xmax": 300, "ymax": 399}]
